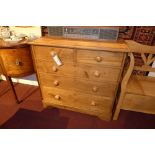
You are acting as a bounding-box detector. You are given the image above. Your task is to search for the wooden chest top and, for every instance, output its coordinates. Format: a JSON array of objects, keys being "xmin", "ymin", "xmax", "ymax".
[{"xmin": 29, "ymin": 37, "xmax": 129, "ymax": 52}]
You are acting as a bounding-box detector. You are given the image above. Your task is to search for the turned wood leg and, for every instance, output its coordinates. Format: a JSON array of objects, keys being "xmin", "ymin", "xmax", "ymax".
[{"xmin": 6, "ymin": 76, "xmax": 20, "ymax": 104}]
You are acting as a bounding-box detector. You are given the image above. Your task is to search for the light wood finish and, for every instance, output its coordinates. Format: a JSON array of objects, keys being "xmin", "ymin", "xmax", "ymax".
[
  {"xmin": 125, "ymin": 40, "xmax": 155, "ymax": 54},
  {"xmin": 77, "ymin": 49, "xmax": 124, "ymax": 67},
  {"xmin": 113, "ymin": 53, "xmax": 135, "ymax": 120},
  {"xmin": 127, "ymin": 76, "xmax": 155, "ymax": 97},
  {"xmin": 30, "ymin": 37, "xmax": 126, "ymax": 121},
  {"xmin": 113, "ymin": 40, "xmax": 155, "ymax": 120},
  {"xmin": 29, "ymin": 37, "xmax": 129, "ymax": 52},
  {"xmin": 122, "ymin": 94, "xmax": 155, "ymax": 114},
  {"xmin": 38, "ymin": 72, "xmax": 117, "ymax": 98},
  {"xmin": 35, "ymin": 60, "xmax": 121, "ymax": 82},
  {"xmin": 33, "ymin": 46, "xmax": 75, "ymax": 63},
  {"xmin": 42, "ymin": 86, "xmax": 113, "ymax": 120},
  {"xmin": 134, "ymin": 66, "xmax": 155, "ymax": 72}
]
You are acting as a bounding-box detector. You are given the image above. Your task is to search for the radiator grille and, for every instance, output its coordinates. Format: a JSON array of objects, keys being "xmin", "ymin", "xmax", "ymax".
[
  {"xmin": 48, "ymin": 27, "xmax": 119, "ymax": 41},
  {"xmin": 99, "ymin": 29, "xmax": 118, "ymax": 40},
  {"xmin": 47, "ymin": 27, "xmax": 63, "ymax": 36}
]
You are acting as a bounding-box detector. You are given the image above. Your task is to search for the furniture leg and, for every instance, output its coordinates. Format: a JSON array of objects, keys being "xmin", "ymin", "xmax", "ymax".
[
  {"xmin": 6, "ymin": 76, "xmax": 20, "ymax": 104},
  {"xmin": 113, "ymin": 53, "xmax": 135, "ymax": 120}
]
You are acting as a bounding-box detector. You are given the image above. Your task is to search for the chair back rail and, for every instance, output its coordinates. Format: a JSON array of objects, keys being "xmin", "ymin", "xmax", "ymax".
[{"xmin": 126, "ymin": 40, "xmax": 155, "ymax": 73}]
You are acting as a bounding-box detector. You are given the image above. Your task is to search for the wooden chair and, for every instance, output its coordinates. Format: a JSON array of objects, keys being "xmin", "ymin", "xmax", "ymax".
[{"xmin": 113, "ymin": 40, "xmax": 155, "ymax": 120}]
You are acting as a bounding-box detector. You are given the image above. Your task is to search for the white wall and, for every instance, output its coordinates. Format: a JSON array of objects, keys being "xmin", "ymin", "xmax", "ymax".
[{"xmin": 9, "ymin": 26, "xmax": 41, "ymax": 39}]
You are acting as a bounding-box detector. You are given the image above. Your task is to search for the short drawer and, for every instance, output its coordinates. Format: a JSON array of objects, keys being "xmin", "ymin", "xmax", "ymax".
[
  {"xmin": 77, "ymin": 63, "xmax": 121, "ymax": 82},
  {"xmin": 3, "ymin": 61, "xmax": 34, "ymax": 77},
  {"xmin": 36, "ymin": 60, "xmax": 121, "ymax": 82},
  {"xmin": 77, "ymin": 49, "xmax": 124, "ymax": 67},
  {"xmin": 33, "ymin": 46, "xmax": 75, "ymax": 64},
  {"xmin": 41, "ymin": 86, "xmax": 113, "ymax": 114},
  {"xmin": 38, "ymin": 72, "xmax": 117, "ymax": 98},
  {"xmin": 35, "ymin": 60, "xmax": 74, "ymax": 77},
  {"xmin": 0, "ymin": 47, "xmax": 34, "ymax": 77}
]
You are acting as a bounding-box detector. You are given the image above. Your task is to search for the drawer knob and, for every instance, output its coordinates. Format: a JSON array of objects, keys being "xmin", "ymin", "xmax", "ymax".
[
  {"xmin": 92, "ymin": 86, "xmax": 98, "ymax": 92},
  {"xmin": 95, "ymin": 56, "xmax": 102, "ymax": 62},
  {"xmin": 15, "ymin": 59, "xmax": 21, "ymax": 66},
  {"xmin": 52, "ymin": 66, "xmax": 58, "ymax": 72},
  {"xmin": 53, "ymin": 80, "xmax": 59, "ymax": 86},
  {"xmin": 91, "ymin": 101, "xmax": 96, "ymax": 106},
  {"xmin": 54, "ymin": 95, "xmax": 61, "ymax": 100},
  {"xmin": 94, "ymin": 71, "xmax": 100, "ymax": 77}
]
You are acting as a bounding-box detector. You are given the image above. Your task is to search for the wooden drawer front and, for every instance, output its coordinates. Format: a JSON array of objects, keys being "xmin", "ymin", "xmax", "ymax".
[
  {"xmin": 39, "ymin": 73, "xmax": 117, "ymax": 98},
  {"xmin": 0, "ymin": 48, "xmax": 32, "ymax": 62},
  {"xmin": 0, "ymin": 47, "xmax": 34, "ymax": 77},
  {"xmin": 36, "ymin": 60, "xmax": 121, "ymax": 82},
  {"xmin": 77, "ymin": 64, "xmax": 121, "ymax": 82},
  {"xmin": 77, "ymin": 49, "xmax": 124, "ymax": 67},
  {"xmin": 35, "ymin": 60, "xmax": 74, "ymax": 77},
  {"xmin": 3, "ymin": 61, "xmax": 33, "ymax": 77},
  {"xmin": 122, "ymin": 94, "xmax": 155, "ymax": 114},
  {"xmin": 41, "ymin": 86, "xmax": 113, "ymax": 114},
  {"xmin": 33, "ymin": 46, "xmax": 75, "ymax": 63}
]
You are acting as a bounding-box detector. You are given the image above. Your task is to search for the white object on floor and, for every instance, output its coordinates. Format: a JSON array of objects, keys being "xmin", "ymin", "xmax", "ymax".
[
  {"xmin": 0, "ymin": 74, "xmax": 38, "ymax": 86},
  {"xmin": 148, "ymin": 61, "xmax": 155, "ymax": 77}
]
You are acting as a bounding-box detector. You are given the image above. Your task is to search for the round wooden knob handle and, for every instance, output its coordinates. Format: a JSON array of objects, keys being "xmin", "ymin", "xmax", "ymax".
[
  {"xmin": 54, "ymin": 95, "xmax": 61, "ymax": 100},
  {"xmin": 53, "ymin": 80, "xmax": 59, "ymax": 86},
  {"xmin": 95, "ymin": 56, "xmax": 102, "ymax": 62},
  {"xmin": 92, "ymin": 86, "xmax": 98, "ymax": 92},
  {"xmin": 94, "ymin": 71, "xmax": 100, "ymax": 77},
  {"xmin": 52, "ymin": 66, "xmax": 58, "ymax": 72},
  {"xmin": 91, "ymin": 101, "xmax": 96, "ymax": 106}
]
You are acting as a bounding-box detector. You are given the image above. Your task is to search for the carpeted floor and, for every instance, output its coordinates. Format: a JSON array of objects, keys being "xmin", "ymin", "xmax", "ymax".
[{"xmin": 0, "ymin": 81, "xmax": 155, "ymax": 129}]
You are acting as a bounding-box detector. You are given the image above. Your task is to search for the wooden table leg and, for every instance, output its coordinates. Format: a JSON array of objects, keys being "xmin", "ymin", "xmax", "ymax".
[{"xmin": 6, "ymin": 76, "xmax": 20, "ymax": 104}]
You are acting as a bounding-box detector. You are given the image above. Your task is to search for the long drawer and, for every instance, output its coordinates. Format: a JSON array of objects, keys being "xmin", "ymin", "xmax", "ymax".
[
  {"xmin": 38, "ymin": 72, "xmax": 117, "ymax": 98},
  {"xmin": 41, "ymin": 86, "xmax": 113, "ymax": 115},
  {"xmin": 35, "ymin": 60, "xmax": 121, "ymax": 82}
]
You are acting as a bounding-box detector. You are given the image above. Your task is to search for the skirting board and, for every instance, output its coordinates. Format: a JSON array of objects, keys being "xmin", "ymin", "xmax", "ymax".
[{"xmin": 0, "ymin": 74, "xmax": 38, "ymax": 86}]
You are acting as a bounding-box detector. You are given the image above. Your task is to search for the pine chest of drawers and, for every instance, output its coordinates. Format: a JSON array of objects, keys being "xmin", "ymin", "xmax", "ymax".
[{"xmin": 30, "ymin": 37, "xmax": 128, "ymax": 121}]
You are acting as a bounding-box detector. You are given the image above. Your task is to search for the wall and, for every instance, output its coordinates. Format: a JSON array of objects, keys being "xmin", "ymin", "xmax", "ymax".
[{"xmin": 9, "ymin": 26, "xmax": 41, "ymax": 38}]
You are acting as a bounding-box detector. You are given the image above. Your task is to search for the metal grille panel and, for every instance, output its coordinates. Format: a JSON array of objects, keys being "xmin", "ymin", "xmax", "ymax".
[{"xmin": 48, "ymin": 27, "xmax": 119, "ymax": 41}]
